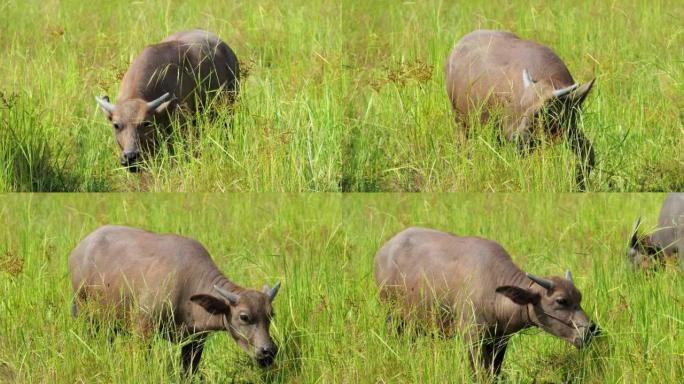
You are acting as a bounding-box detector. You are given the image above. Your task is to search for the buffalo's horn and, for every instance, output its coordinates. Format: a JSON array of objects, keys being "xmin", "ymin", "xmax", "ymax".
[
  {"xmin": 214, "ymin": 285, "xmax": 240, "ymax": 305},
  {"xmin": 552, "ymin": 83, "xmax": 579, "ymax": 98},
  {"xmin": 95, "ymin": 95, "xmax": 115, "ymax": 113},
  {"xmin": 526, "ymin": 273, "xmax": 554, "ymax": 290},
  {"xmin": 565, "ymin": 270, "xmax": 573, "ymax": 282},
  {"xmin": 629, "ymin": 217, "xmax": 641, "ymax": 248},
  {"xmin": 147, "ymin": 92, "xmax": 171, "ymax": 109},
  {"xmin": 522, "ymin": 69, "xmax": 534, "ymax": 88},
  {"xmin": 265, "ymin": 282, "xmax": 281, "ymax": 301}
]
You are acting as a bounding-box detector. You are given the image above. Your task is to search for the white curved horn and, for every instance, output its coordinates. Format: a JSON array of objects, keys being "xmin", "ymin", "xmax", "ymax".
[
  {"xmin": 214, "ymin": 285, "xmax": 240, "ymax": 305},
  {"xmin": 147, "ymin": 92, "xmax": 171, "ymax": 109},
  {"xmin": 565, "ymin": 270, "xmax": 573, "ymax": 282},
  {"xmin": 553, "ymin": 83, "xmax": 579, "ymax": 98},
  {"xmin": 95, "ymin": 96, "xmax": 115, "ymax": 113},
  {"xmin": 266, "ymin": 282, "xmax": 281, "ymax": 301},
  {"xmin": 526, "ymin": 273, "xmax": 554, "ymax": 290},
  {"xmin": 522, "ymin": 69, "xmax": 534, "ymax": 88},
  {"xmin": 629, "ymin": 217, "xmax": 641, "ymax": 248}
]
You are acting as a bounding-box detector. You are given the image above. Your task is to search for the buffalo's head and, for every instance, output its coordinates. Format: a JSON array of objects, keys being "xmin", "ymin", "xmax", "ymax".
[
  {"xmin": 496, "ymin": 270, "xmax": 599, "ymax": 348},
  {"xmin": 190, "ymin": 282, "xmax": 281, "ymax": 367},
  {"xmin": 507, "ymin": 69, "xmax": 595, "ymax": 149},
  {"xmin": 95, "ymin": 93, "xmax": 174, "ymax": 171},
  {"xmin": 627, "ymin": 217, "xmax": 665, "ymax": 269}
]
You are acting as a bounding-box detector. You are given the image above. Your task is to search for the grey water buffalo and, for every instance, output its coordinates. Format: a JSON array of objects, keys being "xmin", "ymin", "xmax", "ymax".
[
  {"xmin": 69, "ymin": 225, "xmax": 279, "ymax": 373},
  {"xmin": 374, "ymin": 227, "xmax": 598, "ymax": 376},
  {"xmin": 445, "ymin": 29, "xmax": 596, "ymax": 188},
  {"xmin": 95, "ymin": 29, "xmax": 240, "ymax": 170},
  {"xmin": 628, "ymin": 193, "xmax": 684, "ymax": 268}
]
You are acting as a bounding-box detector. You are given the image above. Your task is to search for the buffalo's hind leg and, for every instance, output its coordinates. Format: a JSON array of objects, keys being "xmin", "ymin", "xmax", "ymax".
[
  {"xmin": 386, "ymin": 310, "xmax": 406, "ymax": 336},
  {"xmin": 181, "ymin": 335, "xmax": 207, "ymax": 375}
]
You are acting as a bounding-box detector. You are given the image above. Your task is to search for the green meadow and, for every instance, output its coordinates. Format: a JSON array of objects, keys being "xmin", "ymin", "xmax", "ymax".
[
  {"xmin": 1, "ymin": 0, "xmax": 682, "ymax": 192},
  {"xmin": 1, "ymin": 193, "xmax": 682, "ymax": 382}
]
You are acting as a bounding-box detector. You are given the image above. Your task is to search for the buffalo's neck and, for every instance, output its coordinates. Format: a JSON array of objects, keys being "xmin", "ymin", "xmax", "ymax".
[
  {"xmin": 117, "ymin": 73, "xmax": 156, "ymax": 103},
  {"xmin": 492, "ymin": 268, "xmax": 534, "ymax": 335},
  {"xmin": 189, "ymin": 268, "xmax": 244, "ymax": 332}
]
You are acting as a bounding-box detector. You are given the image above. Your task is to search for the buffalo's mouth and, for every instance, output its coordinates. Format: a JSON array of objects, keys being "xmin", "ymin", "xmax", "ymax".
[
  {"xmin": 123, "ymin": 164, "xmax": 140, "ymax": 173},
  {"xmin": 256, "ymin": 355, "xmax": 275, "ymax": 367},
  {"xmin": 119, "ymin": 158, "xmax": 141, "ymax": 172},
  {"xmin": 587, "ymin": 323, "xmax": 601, "ymax": 338},
  {"xmin": 119, "ymin": 150, "xmax": 142, "ymax": 172},
  {"xmin": 255, "ymin": 347, "xmax": 277, "ymax": 367},
  {"xmin": 574, "ymin": 323, "xmax": 601, "ymax": 348}
]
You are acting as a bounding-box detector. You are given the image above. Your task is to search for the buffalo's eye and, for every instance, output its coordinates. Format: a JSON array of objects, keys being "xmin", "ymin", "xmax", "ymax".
[
  {"xmin": 556, "ymin": 297, "xmax": 568, "ymax": 306},
  {"xmin": 239, "ymin": 313, "xmax": 251, "ymax": 323},
  {"xmin": 113, "ymin": 123, "xmax": 121, "ymax": 131}
]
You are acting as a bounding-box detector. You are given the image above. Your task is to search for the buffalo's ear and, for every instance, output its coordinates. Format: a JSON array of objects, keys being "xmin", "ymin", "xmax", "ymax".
[
  {"xmin": 190, "ymin": 294, "xmax": 231, "ymax": 315},
  {"xmin": 495, "ymin": 286, "xmax": 540, "ymax": 305},
  {"xmin": 570, "ymin": 78, "xmax": 595, "ymax": 106}
]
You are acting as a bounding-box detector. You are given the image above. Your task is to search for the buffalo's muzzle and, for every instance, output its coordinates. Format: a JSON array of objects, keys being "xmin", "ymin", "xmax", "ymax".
[
  {"xmin": 586, "ymin": 322, "xmax": 601, "ymax": 339},
  {"xmin": 255, "ymin": 345, "xmax": 277, "ymax": 367},
  {"xmin": 119, "ymin": 150, "xmax": 141, "ymax": 170},
  {"xmin": 576, "ymin": 322, "xmax": 600, "ymax": 348}
]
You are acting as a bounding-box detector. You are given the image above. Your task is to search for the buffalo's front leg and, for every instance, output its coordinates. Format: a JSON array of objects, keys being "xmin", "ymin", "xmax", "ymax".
[
  {"xmin": 489, "ymin": 338, "xmax": 509, "ymax": 376},
  {"xmin": 566, "ymin": 128, "xmax": 595, "ymax": 190},
  {"xmin": 181, "ymin": 336, "xmax": 207, "ymax": 375},
  {"xmin": 506, "ymin": 115, "xmax": 536, "ymax": 155},
  {"xmin": 468, "ymin": 332, "xmax": 509, "ymax": 378},
  {"xmin": 479, "ymin": 339, "xmax": 509, "ymax": 376}
]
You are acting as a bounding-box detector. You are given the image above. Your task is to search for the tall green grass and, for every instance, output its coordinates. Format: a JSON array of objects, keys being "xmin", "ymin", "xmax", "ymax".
[
  {"xmin": 0, "ymin": 0, "xmax": 682, "ymax": 191},
  {"xmin": 1, "ymin": 194, "xmax": 682, "ymax": 382}
]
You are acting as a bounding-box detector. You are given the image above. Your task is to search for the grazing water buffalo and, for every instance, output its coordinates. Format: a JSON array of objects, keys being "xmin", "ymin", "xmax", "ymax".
[
  {"xmin": 96, "ymin": 29, "xmax": 240, "ymax": 170},
  {"xmin": 69, "ymin": 225, "xmax": 279, "ymax": 373},
  {"xmin": 628, "ymin": 193, "xmax": 684, "ymax": 268},
  {"xmin": 445, "ymin": 30, "xmax": 596, "ymax": 188},
  {"xmin": 374, "ymin": 227, "xmax": 597, "ymax": 376}
]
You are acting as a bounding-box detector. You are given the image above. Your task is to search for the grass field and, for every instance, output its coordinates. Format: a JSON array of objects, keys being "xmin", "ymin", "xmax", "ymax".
[
  {"xmin": 1, "ymin": 193, "xmax": 682, "ymax": 382},
  {"xmin": 1, "ymin": 0, "xmax": 682, "ymax": 192}
]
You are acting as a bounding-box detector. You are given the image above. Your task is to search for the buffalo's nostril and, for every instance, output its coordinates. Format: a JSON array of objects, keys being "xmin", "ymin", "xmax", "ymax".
[
  {"xmin": 119, "ymin": 153, "xmax": 141, "ymax": 172},
  {"xmin": 260, "ymin": 346, "xmax": 277, "ymax": 357},
  {"xmin": 255, "ymin": 345, "xmax": 277, "ymax": 367},
  {"xmin": 123, "ymin": 151, "xmax": 140, "ymax": 161},
  {"xmin": 581, "ymin": 323, "xmax": 601, "ymax": 346},
  {"xmin": 120, "ymin": 151, "xmax": 141, "ymax": 169}
]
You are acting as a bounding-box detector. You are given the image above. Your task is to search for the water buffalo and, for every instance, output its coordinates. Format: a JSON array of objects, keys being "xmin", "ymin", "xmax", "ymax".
[
  {"xmin": 95, "ymin": 29, "xmax": 240, "ymax": 170},
  {"xmin": 374, "ymin": 227, "xmax": 597, "ymax": 376},
  {"xmin": 628, "ymin": 193, "xmax": 684, "ymax": 268},
  {"xmin": 445, "ymin": 29, "xmax": 596, "ymax": 188},
  {"xmin": 69, "ymin": 225, "xmax": 279, "ymax": 373}
]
